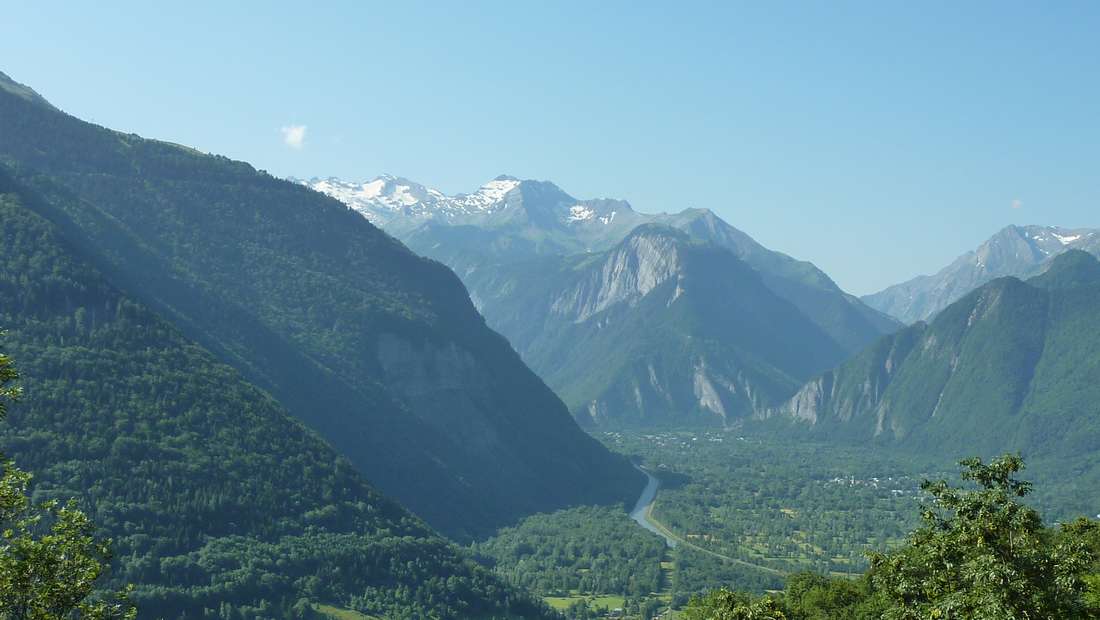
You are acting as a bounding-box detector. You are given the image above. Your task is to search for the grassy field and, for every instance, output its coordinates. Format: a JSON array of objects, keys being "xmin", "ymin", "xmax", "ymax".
[
  {"xmin": 544, "ymin": 593, "xmax": 627, "ymax": 611},
  {"xmin": 312, "ymin": 604, "xmax": 381, "ymax": 620}
]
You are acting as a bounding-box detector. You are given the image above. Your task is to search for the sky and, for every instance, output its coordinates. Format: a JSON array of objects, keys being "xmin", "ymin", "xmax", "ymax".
[{"xmin": 4, "ymin": 1, "xmax": 1100, "ymax": 294}]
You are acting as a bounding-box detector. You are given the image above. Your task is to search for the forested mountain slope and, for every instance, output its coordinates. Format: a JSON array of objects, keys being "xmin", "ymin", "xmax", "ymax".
[
  {"xmin": 0, "ymin": 178, "xmax": 552, "ymax": 619},
  {"xmin": 769, "ymin": 250, "xmax": 1100, "ymax": 467},
  {"xmin": 464, "ymin": 226, "xmax": 847, "ymax": 427},
  {"xmin": 0, "ymin": 70, "xmax": 641, "ymax": 539}
]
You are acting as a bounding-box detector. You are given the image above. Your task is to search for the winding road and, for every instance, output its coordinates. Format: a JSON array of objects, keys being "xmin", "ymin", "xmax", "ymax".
[{"xmin": 628, "ymin": 465, "xmax": 787, "ymax": 577}]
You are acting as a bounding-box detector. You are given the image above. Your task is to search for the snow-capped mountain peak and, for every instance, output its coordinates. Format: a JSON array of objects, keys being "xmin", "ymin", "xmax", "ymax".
[
  {"xmin": 296, "ymin": 174, "xmax": 637, "ymax": 229},
  {"xmin": 450, "ymin": 176, "xmax": 522, "ymax": 212},
  {"xmin": 864, "ymin": 224, "xmax": 1100, "ymax": 324},
  {"xmin": 1019, "ymin": 225, "xmax": 1097, "ymax": 256}
]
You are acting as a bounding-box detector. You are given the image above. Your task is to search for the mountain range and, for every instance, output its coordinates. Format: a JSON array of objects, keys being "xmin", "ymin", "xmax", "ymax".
[
  {"xmin": 863, "ymin": 224, "xmax": 1100, "ymax": 324},
  {"xmin": 0, "ymin": 69, "xmax": 645, "ymax": 615},
  {"xmin": 300, "ymin": 175, "xmax": 900, "ymax": 427}
]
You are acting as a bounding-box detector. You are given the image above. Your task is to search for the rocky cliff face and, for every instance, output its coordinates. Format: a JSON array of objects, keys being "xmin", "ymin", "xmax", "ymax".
[
  {"xmin": 863, "ymin": 225, "xmax": 1100, "ymax": 324},
  {"xmin": 764, "ymin": 324, "xmax": 926, "ymax": 429},
  {"xmin": 462, "ymin": 225, "xmax": 850, "ymax": 428},
  {"xmin": 549, "ymin": 228, "xmax": 687, "ymax": 322}
]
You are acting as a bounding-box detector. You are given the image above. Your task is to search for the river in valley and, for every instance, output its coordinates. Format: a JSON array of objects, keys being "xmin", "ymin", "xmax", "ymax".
[{"xmin": 629, "ymin": 466, "xmax": 678, "ymax": 548}]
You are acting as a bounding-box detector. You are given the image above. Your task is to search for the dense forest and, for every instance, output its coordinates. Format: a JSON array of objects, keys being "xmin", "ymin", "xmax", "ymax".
[
  {"xmin": 474, "ymin": 507, "xmax": 666, "ymax": 598},
  {"xmin": 0, "ymin": 185, "xmax": 552, "ymax": 618}
]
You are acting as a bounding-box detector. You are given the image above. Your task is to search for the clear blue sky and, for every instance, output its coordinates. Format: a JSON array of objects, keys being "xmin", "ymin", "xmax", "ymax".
[{"xmin": 4, "ymin": 1, "xmax": 1099, "ymax": 294}]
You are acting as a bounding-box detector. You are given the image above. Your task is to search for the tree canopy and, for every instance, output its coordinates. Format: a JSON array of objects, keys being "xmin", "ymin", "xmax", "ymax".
[{"xmin": 684, "ymin": 455, "xmax": 1100, "ymax": 620}]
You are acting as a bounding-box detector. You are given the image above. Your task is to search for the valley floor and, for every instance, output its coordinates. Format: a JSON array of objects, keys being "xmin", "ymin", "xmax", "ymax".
[{"xmin": 474, "ymin": 427, "xmax": 1100, "ymax": 619}]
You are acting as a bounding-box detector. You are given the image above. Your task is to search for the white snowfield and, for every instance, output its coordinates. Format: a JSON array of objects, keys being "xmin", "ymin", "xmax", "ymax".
[
  {"xmin": 293, "ymin": 174, "xmax": 626, "ymax": 229},
  {"xmin": 294, "ymin": 175, "xmax": 526, "ymax": 224}
]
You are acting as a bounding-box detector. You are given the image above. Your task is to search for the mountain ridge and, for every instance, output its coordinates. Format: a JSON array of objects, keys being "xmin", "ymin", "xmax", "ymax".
[
  {"xmin": 302, "ymin": 174, "xmax": 901, "ymax": 350},
  {"xmin": 863, "ymin": 224, "xmax": 1100, "ymax": 323},
  {"xmin": 464, "ymin": 224, "xmax": 850, "ymax": 427},
  {"xmin": 301, "ymin": 173, "xmax": 901, "ymax": 430},
  {"xmin": 766, "ymin": 250, "xmax": 1100, "ymax": 484},
  {"xmin": 0, "ymin": 70, "xmax": 642, "ymax": 541}
]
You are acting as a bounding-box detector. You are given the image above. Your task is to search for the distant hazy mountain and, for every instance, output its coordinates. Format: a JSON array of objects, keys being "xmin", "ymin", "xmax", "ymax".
[
  {"xmin": 301, "ymin": 175, "xmax": 899, "ymax": 428},
  {"xmin": 863, "ymin": 225, "xmax": 1100, "ymax": 323},
  {"xmin": 653, "ymin": 208, "xmax": 900, "ymax": 352},
  {"xmin": 299, "ymin": 174, "xmax": 893, "ymax": 426},
  {"xmin": 768, "ymin": 250, "xmax": 1100, "ymax": 471},
  {"xmin": 295, "ymin": 174, "xmax": 652, "ymax": 258},
  {"xmin": 0, "ymin": 70, "xmax": 641, "ymax": 544},
  {"xmin": 464, "ymin": 225, "xmax": 849, "ymax": 427}
]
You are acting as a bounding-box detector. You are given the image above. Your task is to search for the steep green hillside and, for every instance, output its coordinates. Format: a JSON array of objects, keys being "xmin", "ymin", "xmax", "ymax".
[
  {"xmin": 0, "ymin": 184, "xmax": 551, "ymax": 619},
  {"xmin": 0, "ymin": 71, "xmax": 641, "ymax": 539},
  {"xmin": 465, "ymin": 226, "xmax": 847, "ymax": 428},
  {"xmin": 769, "ymin": 251, "xmax": 1100, "ymax": 496}
]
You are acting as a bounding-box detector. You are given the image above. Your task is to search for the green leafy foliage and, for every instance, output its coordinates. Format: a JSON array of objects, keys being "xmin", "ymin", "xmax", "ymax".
[
  {"xmin": 868, "ymin": 455, "xmax": 1097, "ymax": 619},
  {"xmin": 681, "ymin": 590, "xmax": 786, "ymax": 620},
  {"xmin": 0, "ymin": 462, "xmax": 136, "ymax": 620}
]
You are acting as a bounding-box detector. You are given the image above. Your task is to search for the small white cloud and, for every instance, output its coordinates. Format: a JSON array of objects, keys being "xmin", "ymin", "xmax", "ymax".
[
  {"xmin": 1011, "ymin": 198, "xmax": 1023, "ymax": 210},
  {"xmin": 281, "ymin": 124, "xmax": 307, "ymax": 149}
]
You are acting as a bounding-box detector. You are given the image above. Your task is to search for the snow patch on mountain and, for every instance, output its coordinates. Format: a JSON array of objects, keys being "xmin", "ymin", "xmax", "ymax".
[
  {"xmin": 569, "ymin": 205, "xmax": 595, "ymax": 222},
  {"xmin": 461, "ymin": 177, "xmax": 521, "ymax": 210},
  {"xmin": 296, "ymin": 174, "xmax": 636, "ymax": 228},
  {"xmin": 296, "ymin": 174, "xmax": 522, "ymax": 223}
]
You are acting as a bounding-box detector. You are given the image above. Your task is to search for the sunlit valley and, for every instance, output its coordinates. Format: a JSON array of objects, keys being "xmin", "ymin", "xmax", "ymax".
[{"xmin": 3, "ymin": 4, "xmax": 1100, "ymax": 619}]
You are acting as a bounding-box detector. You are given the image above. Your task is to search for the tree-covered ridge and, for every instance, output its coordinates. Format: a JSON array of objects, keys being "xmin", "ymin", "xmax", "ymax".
[
  {"xmin": 0, "ymin": 75, "xmax": 641, "ymax": 539},
  {"xmin": 766, "ymin": 250, "xmax": 1100, "ymax": 520},
  {"xmin": 0, "ymin": 189, "xmax": 552, "ymax": 619}
]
